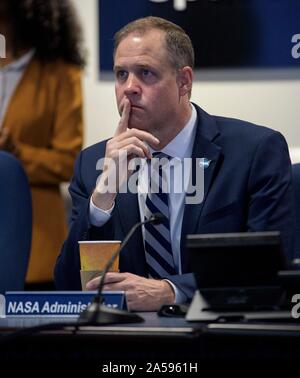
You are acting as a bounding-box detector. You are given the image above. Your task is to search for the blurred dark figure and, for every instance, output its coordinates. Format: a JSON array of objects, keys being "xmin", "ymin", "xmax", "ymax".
[{"xmin": 0, "ymin": 0, "xmax": 85, "ymax": 288}]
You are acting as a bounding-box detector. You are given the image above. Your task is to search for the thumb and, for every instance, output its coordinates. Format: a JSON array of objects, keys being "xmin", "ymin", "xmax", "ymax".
[{"xmin": 85, "ymin": 275, "xmax": 101, "ymax": 290}]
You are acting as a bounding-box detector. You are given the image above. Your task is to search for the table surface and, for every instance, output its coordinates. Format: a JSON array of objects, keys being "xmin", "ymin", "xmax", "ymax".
[{"xmin": 1, "ymin": 311, "xmax": 300, "ymax": 336}]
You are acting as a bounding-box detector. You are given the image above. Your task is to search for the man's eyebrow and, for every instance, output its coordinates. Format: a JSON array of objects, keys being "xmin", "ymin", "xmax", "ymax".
[
  {"xmin": 113, "ymin": 65, "xmax": 124, "ymax": 72},
  {"xmin": 137, "ymin": 63, "xmax": 152, "ymax": 69},
  {"xmin": 114, "ymin": 63, "xmax": 154, "ymax": 72}
]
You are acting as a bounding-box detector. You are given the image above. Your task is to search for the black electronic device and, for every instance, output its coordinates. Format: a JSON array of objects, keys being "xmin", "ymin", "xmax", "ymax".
[{"xmin": 187, "ymin": 231, "xmax": 287, "ymax": 312}]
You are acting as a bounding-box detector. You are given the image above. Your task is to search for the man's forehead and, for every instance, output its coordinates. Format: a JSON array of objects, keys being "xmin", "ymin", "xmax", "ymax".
[
  {"xmin": 114, "ymin": 29, "xmax": 167, "ymax": 64},
  {"xmin": 116, "ymin": 29, "xmax": 165, "ymax": 50}
]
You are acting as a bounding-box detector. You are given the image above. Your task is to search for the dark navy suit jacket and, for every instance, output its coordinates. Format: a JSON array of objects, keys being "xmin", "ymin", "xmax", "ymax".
[{"xmin": 54, "ymin": 105, "xmax": 294, "ymax": 301}]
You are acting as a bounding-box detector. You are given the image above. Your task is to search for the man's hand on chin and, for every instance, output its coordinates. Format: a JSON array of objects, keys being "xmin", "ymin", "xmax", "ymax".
[{"xmin": 86, "ymin": 272, "xmax": 175, "ymax": 311}]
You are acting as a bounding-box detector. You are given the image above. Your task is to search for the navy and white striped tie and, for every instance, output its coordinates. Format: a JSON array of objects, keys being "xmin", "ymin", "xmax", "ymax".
[{"xmin": 144, "ymin": 152, "xmax": 176, "ymax": 278}]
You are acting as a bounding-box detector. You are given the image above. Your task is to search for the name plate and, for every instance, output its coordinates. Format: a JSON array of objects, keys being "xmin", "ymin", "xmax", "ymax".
[{"xmin": 0, "ymin": 291, "xmax": 127, "ymax": 317}]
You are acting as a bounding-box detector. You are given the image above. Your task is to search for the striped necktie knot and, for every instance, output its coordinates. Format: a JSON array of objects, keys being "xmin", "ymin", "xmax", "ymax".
[{"xmin": 152, "ymin": 151, "xmax": 170, "ymax": 159}]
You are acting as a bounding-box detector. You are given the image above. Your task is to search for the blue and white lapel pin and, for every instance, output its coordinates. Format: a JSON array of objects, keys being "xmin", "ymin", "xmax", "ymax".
[{"xmin": 199, "ymin": 158, "xmax": 212, "ymax": 169}]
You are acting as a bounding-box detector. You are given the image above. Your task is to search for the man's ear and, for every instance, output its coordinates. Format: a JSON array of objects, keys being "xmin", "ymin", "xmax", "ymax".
[{"xmin": 177, "ymin": 66, "xmax": 193, "ymax": 97}]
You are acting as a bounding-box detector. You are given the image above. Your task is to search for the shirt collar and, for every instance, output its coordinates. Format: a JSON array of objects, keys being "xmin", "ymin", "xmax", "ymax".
[
  {"xmin": 0, "ymin": 49, "xmax": 35, "ymax": 72},
  {"xmin": 150, "ymin": 103, "xmax": 197, "ymax": 160}
]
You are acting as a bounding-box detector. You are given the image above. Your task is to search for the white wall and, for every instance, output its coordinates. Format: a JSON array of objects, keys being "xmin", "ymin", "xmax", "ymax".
[{"xmin": 72, "ymin": 0, "xmax": 300, "ymax": 162}]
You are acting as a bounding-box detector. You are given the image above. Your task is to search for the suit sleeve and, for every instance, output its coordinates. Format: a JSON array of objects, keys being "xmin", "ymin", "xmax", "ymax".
[
  {"xmin": 17, "ymin": 64, "xmax": 83, "ymax": 185},
  {"xmin": 165, "ymin": 273, "xmax": 197, "ymax": 303},
  {"xmin": 54, "ymin": 151, "xmax": 115, "ymax": 290},
  {"xmin": 165, "ymin": 130, "xmax": 295, "ymax": 301},
  {"xmin": 246, "ymin": 130, "xmax": 295, "ymax": 261}
]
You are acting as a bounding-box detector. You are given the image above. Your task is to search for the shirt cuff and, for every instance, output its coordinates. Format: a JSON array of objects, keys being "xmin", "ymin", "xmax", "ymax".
[
  {"xmin": 89, "ymin": 196, "xmax": 115, "ymax": 227},
  {"xmin": 164, "ymin": 279, "xmax": 186, "ymax": 304}
]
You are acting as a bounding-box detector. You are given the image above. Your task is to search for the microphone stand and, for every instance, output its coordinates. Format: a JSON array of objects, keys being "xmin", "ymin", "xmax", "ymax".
[{"xmin": 78, "ymin": 213, "xmax": 164, "ymax": 325}]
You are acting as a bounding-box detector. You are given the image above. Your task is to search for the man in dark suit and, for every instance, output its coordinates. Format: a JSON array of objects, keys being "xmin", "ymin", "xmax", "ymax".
[{"xmin": 54, "ymin": 17, "xmax": 294, "ymax": 311}]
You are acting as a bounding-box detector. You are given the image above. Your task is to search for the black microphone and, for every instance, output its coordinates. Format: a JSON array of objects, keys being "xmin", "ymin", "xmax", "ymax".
[{"xmin": 78, "ymin": 213, "xmax": 165, "ymax": 325}]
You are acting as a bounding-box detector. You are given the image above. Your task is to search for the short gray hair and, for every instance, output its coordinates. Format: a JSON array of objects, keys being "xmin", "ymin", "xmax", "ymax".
[{"xmin": 114, "ymin": 16, "xmax": 194, "ymax": 70}]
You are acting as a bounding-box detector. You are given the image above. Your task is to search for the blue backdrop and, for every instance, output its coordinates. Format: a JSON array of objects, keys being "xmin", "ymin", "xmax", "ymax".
[{"xmin": 99, "ymin": 0, "xmax": 300, "ymax": 74}]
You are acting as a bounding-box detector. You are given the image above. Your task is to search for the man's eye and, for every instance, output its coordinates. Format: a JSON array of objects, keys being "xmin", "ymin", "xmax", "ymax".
[
  {"xmin": 116, "ymin": 70, "xmax": 127, "ymax": 79},
  {"xmin": 142, "ymin": 69, "xmax": 152, "ymax": 77}
]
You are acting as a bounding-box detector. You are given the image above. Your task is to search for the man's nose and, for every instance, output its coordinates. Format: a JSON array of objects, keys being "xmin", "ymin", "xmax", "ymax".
[{"xmin": 124, "ymin": 74, "xmax": 141, "ymax": 96}]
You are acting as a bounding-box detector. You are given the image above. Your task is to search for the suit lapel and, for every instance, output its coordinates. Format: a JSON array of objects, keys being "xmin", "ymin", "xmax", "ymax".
[{"xmin": 180, "ymin": 105, "xmax": 222, "ymax": 272}]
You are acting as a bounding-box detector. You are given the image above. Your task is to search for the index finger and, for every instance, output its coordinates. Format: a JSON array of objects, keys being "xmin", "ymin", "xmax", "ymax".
[{"xmin": 115, "ymin": 99, "xmax": 131, "ymax": 136}]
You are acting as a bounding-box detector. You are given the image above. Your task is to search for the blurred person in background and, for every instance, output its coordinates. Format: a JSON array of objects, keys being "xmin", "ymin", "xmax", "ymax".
[{"xmin": 0, "ymin": 0, "xmax": 85, "ymax": 289}]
